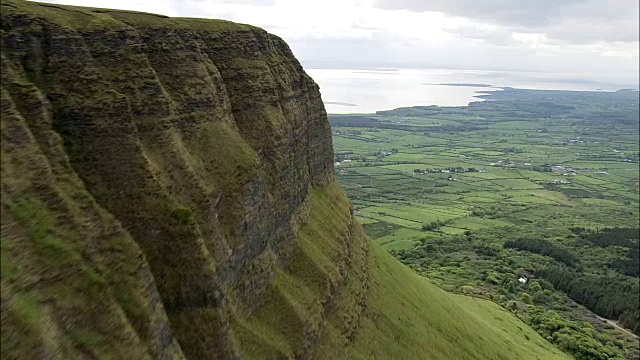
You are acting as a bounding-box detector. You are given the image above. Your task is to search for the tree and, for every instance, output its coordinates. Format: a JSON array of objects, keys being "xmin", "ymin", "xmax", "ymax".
[{"xmin": 529, "ymin": 281, "xmax": 543, "ymax": 293}]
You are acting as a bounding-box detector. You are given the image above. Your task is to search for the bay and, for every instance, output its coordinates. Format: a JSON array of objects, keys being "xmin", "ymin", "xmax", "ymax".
[{"xmin": 306, "ymin": 68, "xmax": 639, "ymax": 114}]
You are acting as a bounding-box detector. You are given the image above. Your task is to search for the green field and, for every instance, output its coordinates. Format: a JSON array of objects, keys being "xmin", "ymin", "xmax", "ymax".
[
  {"xmin": 331, "ymin": 88, "xmax": 640, "ymax": 360},
  {"xmin": 333, "ymin": 90, "xmax": 639, "ymax": 251}
]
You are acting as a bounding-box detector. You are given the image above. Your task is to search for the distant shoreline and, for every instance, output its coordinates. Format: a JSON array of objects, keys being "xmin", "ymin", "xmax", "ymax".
[
  {"xmin": 434, "ymin": 83, "xmax": 493, "ymax": 87},
  {"xmin": 326, "ymin": 86, "xmax": 639, "ymax": 115},
  {"xmin": 325, "ymin": 101, "xmax": 358, "ymax": 107},
  {"xmin": 309, "ymin": 66, "xmax": 639, "ymax": 114}
]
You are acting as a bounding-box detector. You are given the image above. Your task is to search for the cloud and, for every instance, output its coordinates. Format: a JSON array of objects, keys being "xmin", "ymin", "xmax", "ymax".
[
  {"xmin": 444, "ymin": 25, "xmax": 516, "ymax": 46},
  {"xmin": 28, "ymin": 0, "xmax": 639, "ymax": 75},
  {"xmin": 372, "ymin": 0, "xmax": 632, "ymax": 26},
  {"xmin": 211, "ymin": 0, "xmax": 274, "ymax": 4},
  {"xmin": 373, "ymin": 0, "xmax": 639, "ymax": 44}
]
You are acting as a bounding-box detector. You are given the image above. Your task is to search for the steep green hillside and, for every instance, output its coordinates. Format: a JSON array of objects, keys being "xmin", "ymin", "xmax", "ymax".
[
  {"xmin": 1, "ymin": 1, "xmax": 569, "ymax": 359},
  {"xmin": 353, "ymin": 243, "xmax": 570, "ymax": 360},
  {"xmin": 231, "ymin": 183, "xmax": 570, "ymax": 360}
]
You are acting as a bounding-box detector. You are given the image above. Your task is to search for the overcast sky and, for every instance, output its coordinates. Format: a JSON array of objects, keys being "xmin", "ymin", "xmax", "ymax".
[{"xmin": 34, "ymin": 0, "xmax": 639, "ymax": 75}]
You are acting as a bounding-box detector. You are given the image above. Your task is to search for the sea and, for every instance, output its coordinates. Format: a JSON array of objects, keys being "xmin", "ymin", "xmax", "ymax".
[{"xmin": 305, "ymin": 68, "xmax": 639, "ymax": 114}]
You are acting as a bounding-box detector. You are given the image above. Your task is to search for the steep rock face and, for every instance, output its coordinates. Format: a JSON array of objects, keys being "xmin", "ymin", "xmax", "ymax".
[
  {"xmin": 1, "ymin": 1, "xmax": 347, "ymax": 359},
  {"xmin": 1, "ymin": 84, "xmax": 186, "ymax": 360},
  {"xmin": 0, "ymin": 3, "xmax": 574, "ymax": 360}
]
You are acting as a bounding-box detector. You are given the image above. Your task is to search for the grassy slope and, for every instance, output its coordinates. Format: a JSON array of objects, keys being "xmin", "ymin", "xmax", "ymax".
[
  {"xmin": 352, "ymin": 242, "xmax": 571, "ymax": 360},
  {"xmin": 239, "ymin": 182, "xmax": 571, "ymax": 359},
  {"xmin": 230, "ymin": 182, "xmax": 368, "ymax": 359}
]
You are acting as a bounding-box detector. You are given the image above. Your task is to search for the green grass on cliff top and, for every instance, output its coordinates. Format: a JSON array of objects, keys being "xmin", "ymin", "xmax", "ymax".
[{"xmin": 2, "ymin": 0, "xmax": 260, "ymax": 32}]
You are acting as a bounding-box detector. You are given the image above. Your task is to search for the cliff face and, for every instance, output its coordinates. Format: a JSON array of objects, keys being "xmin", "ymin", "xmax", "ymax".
[
  {"xmin": 0, "ymin": 2, "xmax": 574, "ymax": 360},
  {"xmin": 1, "ymin": 2, "xmax": 359, "ymax": 359}
]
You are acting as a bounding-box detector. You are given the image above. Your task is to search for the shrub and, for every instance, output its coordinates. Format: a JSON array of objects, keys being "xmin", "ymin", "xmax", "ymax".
[{"xmin": 171, "ymin": 206, "xmax": 193, "ymax": 225}]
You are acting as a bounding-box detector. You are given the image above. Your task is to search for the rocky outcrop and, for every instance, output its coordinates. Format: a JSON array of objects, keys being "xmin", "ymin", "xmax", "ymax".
[{"xmin": 1, "ymin": 2, "xmax": 358, "ymax": 359}]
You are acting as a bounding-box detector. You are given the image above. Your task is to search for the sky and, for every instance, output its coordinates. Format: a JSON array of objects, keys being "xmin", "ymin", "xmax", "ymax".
[{"xmin": 32, "ymin": 0, "xmax": 640, "ymax": 75}]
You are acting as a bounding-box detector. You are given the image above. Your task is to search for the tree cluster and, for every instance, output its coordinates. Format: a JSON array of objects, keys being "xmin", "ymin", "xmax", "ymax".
[
  {"xmin": 539, "ymin": 267, "xmax": 639, "ymax": 335},
  {"xmin": 503, "ymin": 237, "xmax": 577, "ymax": 267}
]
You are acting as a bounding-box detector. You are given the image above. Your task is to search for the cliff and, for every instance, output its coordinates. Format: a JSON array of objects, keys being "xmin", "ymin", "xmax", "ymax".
[{"xmin": 1, "ymin": 2, "xmax": 570, "ymax": 360}]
